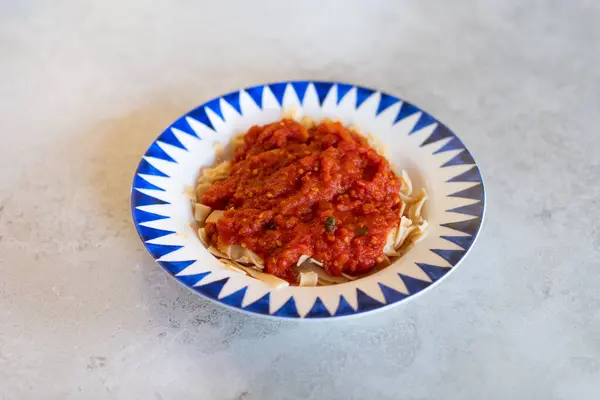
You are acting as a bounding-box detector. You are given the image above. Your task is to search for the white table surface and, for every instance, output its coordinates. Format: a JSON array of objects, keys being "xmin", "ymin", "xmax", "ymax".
[{"xmin": 2, "ymin": 1, "xmax": 599, "ymax": 399}]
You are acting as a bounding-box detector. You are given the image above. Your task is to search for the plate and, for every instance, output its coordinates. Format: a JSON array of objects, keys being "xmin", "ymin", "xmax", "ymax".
[{"xmin": 131, "ymin": 81, "xmax": 485, "ymax": 319}]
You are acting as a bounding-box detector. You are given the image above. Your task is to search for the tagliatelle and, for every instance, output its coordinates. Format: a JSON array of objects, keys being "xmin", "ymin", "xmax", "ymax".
[
  {"xmin": 296, "ymin": 254, "xmax": 311, "ymax": 266},
  {"xmin": 296, "ymin": 260, "xmax": 350, "ymax": 285},
  {"xmin": 408, "ymin": 188, "xmax": 428, "ymax": 224},
  {"xmin": 194, "ymin": 203, "xmax": 212, "ymax": 224},
  {"xmin": 214, "ymin": 142, "xmax": 225, "ymax": 163},
  {"xmin": 246, "ymin": 249, "xmax": 264, "ymax": 269},
  {"xmin": 219, "ymin": 243, "xmax": 246, "ymax": 261},
  {"xmin": 205, "ymin": 210, "xmax": 224, "ymax": 225},
  {"xmin": 299, "ymin": 271, "xmax": 319, "ymax": 287},
  {"xmin": 401, "ymin": 170, "xmax": 413, "ymax": 196},
  {"xmin": 195, "ymin": 183, "xmax": 212, "ymax": 200},
  {"xmin": 191, "ymin": 114, "xmax": 429, "ymax": 287},
  {"xmin": 220, "ymin": 259, "xmax": 246, "ymax": 275},
  {"xmin": 197, "ymin": 228, "xmax": 209, "ymax": 247},
  {"xmin": 200, "ymin": 161, "xmax": 231, "ymax": 184},
  {"xmin": 300, "ymin": 116, "xmax": 315, "ymax": 129},
  {"xmin": 207, "ymin": 246, "xmax": 227, "ymax": 259},
  {"xmin": 308, "ymin": 258, "xmax": 323, "ymax": 267},
  {"xmin": 394, "ymin": 216, "xmax": 414, "ymax": 248}
]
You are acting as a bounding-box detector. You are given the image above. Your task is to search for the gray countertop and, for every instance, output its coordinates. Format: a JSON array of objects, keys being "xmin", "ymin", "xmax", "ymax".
[{"xmin": 1, "ymin": 1, "xmax": 599, "ymax": 399}]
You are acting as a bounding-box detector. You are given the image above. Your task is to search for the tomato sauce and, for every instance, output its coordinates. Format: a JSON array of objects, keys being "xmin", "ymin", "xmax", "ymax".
[{"xmin": 202, "ymin": 119, "xmax": 402, "ymax": 282}]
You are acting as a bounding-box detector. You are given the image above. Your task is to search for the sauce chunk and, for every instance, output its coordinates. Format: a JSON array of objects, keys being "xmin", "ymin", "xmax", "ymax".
[{"xmin": 202, "ymin": 119, "xmax": 402, "ymax": 282}]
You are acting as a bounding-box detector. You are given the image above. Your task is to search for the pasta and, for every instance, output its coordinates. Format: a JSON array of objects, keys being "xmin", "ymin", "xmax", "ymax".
[{"xmin": 191, "ymin": 114, "xmax": 429, "ymax": 288}]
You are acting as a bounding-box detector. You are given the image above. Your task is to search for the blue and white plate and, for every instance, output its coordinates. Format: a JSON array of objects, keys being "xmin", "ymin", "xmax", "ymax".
[{"xmin": 131, "ymin": 81, "xmax": 485, "ymax": 319}]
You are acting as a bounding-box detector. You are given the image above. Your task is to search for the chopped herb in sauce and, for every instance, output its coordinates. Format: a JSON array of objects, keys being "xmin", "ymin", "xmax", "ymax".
[
  {"xmin": 264, "ymin": 220, "xmax": 277, "ymax": 230},
  {"xmin": 324, "ymin": 216, "xmax": 336, "ymax": 232},
  {"xmin": 356, "ymin": 226, "xmax": 369, "ymax": 236}
]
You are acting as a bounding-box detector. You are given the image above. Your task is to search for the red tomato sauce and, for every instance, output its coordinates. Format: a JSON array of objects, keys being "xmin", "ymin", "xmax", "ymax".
[{"xmin": 202, "ymin": 119, "xmax": 402, "ymax": 282}]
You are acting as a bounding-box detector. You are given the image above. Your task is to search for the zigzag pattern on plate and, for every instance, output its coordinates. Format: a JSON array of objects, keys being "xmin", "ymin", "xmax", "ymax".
[{"xmin": 131, "ymin": 81, "xmax": 485, "ymax": 318}]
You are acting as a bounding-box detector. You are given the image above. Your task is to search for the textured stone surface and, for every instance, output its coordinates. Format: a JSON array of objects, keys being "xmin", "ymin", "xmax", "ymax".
[{"xmin": 1, "ymin": 0, "xmax": 599, "ymax": 399}]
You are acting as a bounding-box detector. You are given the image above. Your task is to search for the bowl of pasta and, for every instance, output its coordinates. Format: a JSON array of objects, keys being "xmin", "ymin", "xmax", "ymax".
[{"xmin": 131, "ymin": 81, "xmax": 485, "ymax": 319}]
